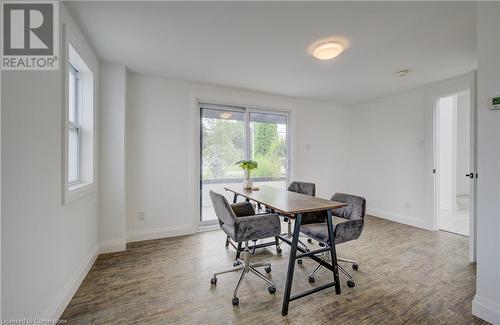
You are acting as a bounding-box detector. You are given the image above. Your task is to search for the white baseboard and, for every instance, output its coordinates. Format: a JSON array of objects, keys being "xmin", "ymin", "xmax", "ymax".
[
  {"xmin": 126, "ymin": 224, "xmax": 193, "ymax": 243},
  {"xmin": 473, "ymin": 295, "xmax": 500, "ymax": 324},
  {"xmin": 45, "ymin": 244, "xmax": 99, "ymax": 320},
  {"xmin": 440, "ymin": 201, "xmax": 459, "ymax": 211},
  {"xmin": 197, "ymin": 223, "xmax": 220, "ymax": 233},
  {"xmin": 99, "ymin": 238, "xmax": 126, "ymax": 254},
  {"xmin": 367, "ymin": 208, "xmax": 433, "ymax": 231}
]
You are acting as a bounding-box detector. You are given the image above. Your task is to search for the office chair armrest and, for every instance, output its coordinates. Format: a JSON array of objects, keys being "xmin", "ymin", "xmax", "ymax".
[{"xmin": 230, "ymin": 202, "xmax": 255, "ymax": 217}]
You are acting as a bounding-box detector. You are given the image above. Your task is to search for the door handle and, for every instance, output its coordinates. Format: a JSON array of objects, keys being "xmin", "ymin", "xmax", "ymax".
[{"xmin": 466, "ymin": 173, "xmax": 474, "ymax": 179}]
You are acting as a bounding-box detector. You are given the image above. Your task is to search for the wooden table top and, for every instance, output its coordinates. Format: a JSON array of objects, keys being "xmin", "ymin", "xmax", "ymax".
[{"xmin": 224, "ymin": 185, "xmax": 346, "ymax": 215}]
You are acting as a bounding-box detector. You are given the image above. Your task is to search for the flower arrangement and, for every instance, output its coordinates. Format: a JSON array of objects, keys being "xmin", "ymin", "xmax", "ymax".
[
  {"xmin": 235, "ymin": 160, "xmax": 258, "ymax": 179},
  {"xmin": 235, "ymin": 160, "xmax": 258, "ymax": 189}
]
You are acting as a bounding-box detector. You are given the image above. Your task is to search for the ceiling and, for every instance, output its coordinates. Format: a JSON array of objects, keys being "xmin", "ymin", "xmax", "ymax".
[{"xmin": 66, "ymin": 1, "xmax": 476, "ymax": 106}]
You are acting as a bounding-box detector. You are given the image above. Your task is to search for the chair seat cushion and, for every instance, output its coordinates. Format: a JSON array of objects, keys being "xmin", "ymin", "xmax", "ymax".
[
  {"xmin": 299, "ymin": 223, "xmax": 334, "ymax": 244},
  {"xmin": 223, "ymin": 214, "xmax": 281, "ymax": 242},
  {"xmin": 300, "ymin": 219, "xmax": 363, "ymax": 245}
]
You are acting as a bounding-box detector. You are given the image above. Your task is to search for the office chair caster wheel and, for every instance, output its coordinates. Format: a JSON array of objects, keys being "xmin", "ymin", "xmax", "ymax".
[
  {"xmin": 276, "ymin": 247, "xmax": 282, "ymax": 255},
  {"xmin": 232, "ymin": 297, "xmax": 239, "ymax": 306},
  {"xmin": 347, "ymin": 280, "xmax": 355, "ymax": 288},
  {"xmin": 307, "ymin": 238, "xmax": 313, "ymax": 244},
  {"xmin": 233, "ymin": 262, "xmax": 239, "ymax": 267},
  {"xmin": 308, "ymin": 276, "xmax": 315, "ymax": 284},
  {"xmin": 268, "ymin": 286, "xmax": 276, "ymax": 294},
  {"xmin": 297, "ymin": 259, "xmax": 303, "ymax": 266},
  {"xmin": 265, "ymin": 266, "xmax": 272, "ymax": 273},
  {"xmin": 352, "ymin": 264, "xmax": 358, "ymax": 271},
  {"xmin": 210, "ymin": 277, "xmax": 217, "ymax": 286}
]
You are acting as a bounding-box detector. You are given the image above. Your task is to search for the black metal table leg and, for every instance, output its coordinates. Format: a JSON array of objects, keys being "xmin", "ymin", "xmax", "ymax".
[
  {"xmin": 281, "ymin": 213, "xmax": 302, "ymax": 316},
  {"xmin": 326, "ymin": 209, "xmax": 341, "ymax": 294},
  {"xmin": 232, "ymin": 193, "xmax": 238, "ymax": 203}
]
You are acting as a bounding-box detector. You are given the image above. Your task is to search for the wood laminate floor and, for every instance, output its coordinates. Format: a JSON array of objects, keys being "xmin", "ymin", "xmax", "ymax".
[{"xmin": 61, "ymin": 216, "xmax": 486, "ymax": 324}]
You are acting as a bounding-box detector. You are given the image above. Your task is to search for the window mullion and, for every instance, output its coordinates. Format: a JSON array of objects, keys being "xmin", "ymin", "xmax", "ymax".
[{"xmin": 244, "ymin": 109, "xmax": 250, "ymax": 161}]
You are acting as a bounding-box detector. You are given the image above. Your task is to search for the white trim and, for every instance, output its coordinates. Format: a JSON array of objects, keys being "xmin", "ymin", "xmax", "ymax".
[
  {"xmin": 99, "ymin": 239, "xmax": 126, "ymax": 254},
  {"xmin": 367, "ymin": 209, "xmax": 433, "ymax": 231},
  {"xmin": 196, "ymin": 100, "xmax": 292, "ymax": 227},
  {"xmin": 468, "ymin": 70, "xmax": 478, "ymax": 262},
  {"xmin": 197, "ymin": 223, "xmax": 220, "ymax": 233},
  {"xmin": 472, "ymin": 295, "xmax": 500, "ymax": 324},
  {"xmin": 45, "ymin": 245, "xmax": 99, "ymax": 320},
  {"xmin": 66, "ymin": 181, "xmax": 96, "ymax": 203},
  {"xmin": 126, "ymin": 224, "xmax": 193, "ymax": 243},
  {"xmin": 440, "ymin": 201, "xmax": 459, "ymax": 211},
  {"xmin": 429, "ymin": 71, "xmax": 478, "ymax": 262},
  {"xmin": 62, "ymin": 24, "xmax": 98, "ymax": 205}
]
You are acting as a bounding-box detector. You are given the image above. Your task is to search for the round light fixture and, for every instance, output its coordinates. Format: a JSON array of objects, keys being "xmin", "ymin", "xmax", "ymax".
[
  {"xmin": 219, "ymin": 112, "xmax": 233, "ymax": 119},
  {"xmin": 312, "ymin": 41, "xmax": 344, "ymax": 60},
  {"xmin": 395, "ymin": 68, "xmax": 411, "ymax": 77}
]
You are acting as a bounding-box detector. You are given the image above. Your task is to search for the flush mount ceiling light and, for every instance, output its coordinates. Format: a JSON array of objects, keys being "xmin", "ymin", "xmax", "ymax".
[
  {"xmin": 219, "ymin": 112, "xmax": 233, "ymax": 119},
  {"xmin": 312, "ymin": 41, "xmax": 344, "ymax": 60},
  {"xmin": 395, "ymin": 68, "xmax": 411, "ymax": 77}
]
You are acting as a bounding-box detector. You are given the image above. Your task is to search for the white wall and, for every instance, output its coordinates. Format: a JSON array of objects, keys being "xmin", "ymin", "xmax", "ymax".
[
  {"xmin": 346, "ymin": 73, "xmax": 472, "ymax": 230},
  {"xmin": 1, "ymin": 5, "xmax": 99, "ymax": 319},
  {"xmin": 125, "ymin": 73, "xmax": 351, "ymax": 241},
  {"xmin": 472, "ymin": 2, "xmax": 500, "ymax": 324},
  {"xmin": 98, "ymin": 63, "xmax": 127, "ymax": 253},
  {"xmin": 438, "ymin": 96, "xmax": 458, "ymax": 211},
  {"xmin": 456, "ymin": 92, "xmax": 471, "ymax": 196}
]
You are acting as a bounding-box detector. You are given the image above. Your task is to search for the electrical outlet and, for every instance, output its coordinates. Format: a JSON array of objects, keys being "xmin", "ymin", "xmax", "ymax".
[{"xmin": 137, "ymin": 211, "xmax": 145, "ymax": 221}]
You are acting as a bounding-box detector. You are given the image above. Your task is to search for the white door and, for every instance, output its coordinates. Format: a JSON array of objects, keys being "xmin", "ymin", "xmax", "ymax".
[{"xmin": 468, "ymin": 71, "xmax": 477, "ymax": 262}]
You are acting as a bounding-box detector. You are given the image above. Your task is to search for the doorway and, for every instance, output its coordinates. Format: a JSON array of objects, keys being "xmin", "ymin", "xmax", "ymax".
[
  {"xmin": 199, "ymin": 103, "xmax": 289, "ymax": 225},
  {"xmin": 435, "ymin": 91, "xmax": 472, "ymax": 236}
]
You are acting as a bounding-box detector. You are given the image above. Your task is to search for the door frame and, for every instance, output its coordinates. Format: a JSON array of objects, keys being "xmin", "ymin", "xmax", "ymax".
[
  {"xmin": 197, "ymin": 101, "xmax": 292, "ymax": 227},
  {"xmin": 431, "ymin": 71, "xmax": 477, "ymax": 262}
]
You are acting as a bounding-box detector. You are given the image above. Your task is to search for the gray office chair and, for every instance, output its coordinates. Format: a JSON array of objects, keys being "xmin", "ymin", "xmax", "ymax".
[
  {"xmin": 225, "ymin": 202, "xmax": 282, "ymax": 258},
  {"xmin": 299, "ymin": 193, "xmax": 366, "ymax": 288},
  {"xmin": 280, "ymin": 181, "xmax": 316, "ymax": 259},
  {"xmin": 209, "ymin": 191, "xmax": 281, "ymax": 306}
]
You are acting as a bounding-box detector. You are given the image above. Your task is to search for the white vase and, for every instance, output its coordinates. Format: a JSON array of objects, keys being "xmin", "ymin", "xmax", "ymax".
[{"xmin": 243, "ymin": 179, "xmax": 253, "ymax": 189}]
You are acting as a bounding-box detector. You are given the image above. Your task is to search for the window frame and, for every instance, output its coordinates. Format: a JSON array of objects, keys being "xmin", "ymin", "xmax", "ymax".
[
  {"xmin": 67, "ymin": 63, "xmax": 82, "ymax": 186},
  {"xmin": 198, "ymin": 103, "xmax": 291, "ymax": 226},
  {"xmin": 63, "ymin": 31, "xmax": 97, "ymax": 205}
]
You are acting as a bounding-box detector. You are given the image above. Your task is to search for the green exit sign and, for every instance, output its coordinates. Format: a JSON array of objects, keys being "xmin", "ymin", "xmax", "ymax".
[{"xmin": 493, "ymin": 97, "xmax": 500, "ymax": 105}]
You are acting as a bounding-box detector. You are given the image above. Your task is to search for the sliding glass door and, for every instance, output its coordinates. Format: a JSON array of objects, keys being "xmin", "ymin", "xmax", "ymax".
[
  {"xmin": 200, "ymin": 104, "xmax": 289, "ymax": 224},
  {"xmin": 249, "ymin": 112, "xmax": 288, "ymax": 189}
]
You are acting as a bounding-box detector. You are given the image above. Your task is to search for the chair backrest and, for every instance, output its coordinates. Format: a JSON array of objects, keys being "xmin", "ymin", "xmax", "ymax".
[
  {"xmin": 209, "ymin": 191, "xmax": 237, "ymax": 226},
  {"xmin": 331, "ymin": 193, "xmax": 366, "ymax": 221},
  {"xmin": 288, "ymin": 181, "xmax": 316, "ymax": 196}
]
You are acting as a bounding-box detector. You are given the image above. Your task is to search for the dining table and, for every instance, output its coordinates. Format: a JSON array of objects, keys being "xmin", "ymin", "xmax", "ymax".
[{"xmin": 224, "ymin": 185, "xmax": 347, "ymax": 316}]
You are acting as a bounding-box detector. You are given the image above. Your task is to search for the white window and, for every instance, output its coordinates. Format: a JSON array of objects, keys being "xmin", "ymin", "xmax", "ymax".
[
  {"xmin": 64, "ymin": 43, "xmax": 95, "ymax": 203},
  {"xmin": 68, "ymin": 63, "xmax": 82, "ymax": 185}
]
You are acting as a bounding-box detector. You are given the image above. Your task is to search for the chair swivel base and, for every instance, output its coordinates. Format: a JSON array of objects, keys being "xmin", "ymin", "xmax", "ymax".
[
  {"xmin": 308, "ymin": 255, "xmax": 358, "ymax": 288},
  {"xmin": 210, "ymin": 254, "xmax": 276, "ymax": 305}
]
